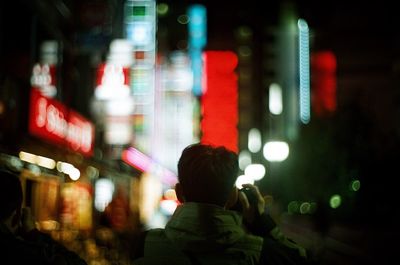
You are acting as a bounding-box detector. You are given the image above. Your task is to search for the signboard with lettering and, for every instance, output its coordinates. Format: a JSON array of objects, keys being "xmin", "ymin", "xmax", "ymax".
[{"xmin": 29, "ymin": 88, "xmax": 95, "ymax": 156}]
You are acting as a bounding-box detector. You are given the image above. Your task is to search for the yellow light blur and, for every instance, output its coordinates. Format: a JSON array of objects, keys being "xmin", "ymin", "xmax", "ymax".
[
  {"xmin": 19, "ymin": 151, "xmax": 55, "ymax": 169},
  {"xmin": 36, "ymin": 155, "xmax": 56, "ymax": 169},
  {"xmin": 19, "ymin": 151, "xmax": 36, "ymax": 164},
  {"xmin": 164, "ymin": 189, "xmax": 177, "ymax": 200}
]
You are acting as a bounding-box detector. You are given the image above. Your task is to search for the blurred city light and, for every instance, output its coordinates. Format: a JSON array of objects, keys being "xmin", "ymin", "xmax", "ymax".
[
  {"xmin": 94, "ymin": 178, "xmax": 115, "ymax": 212},
  {"xmin": 298, "ymin": 18, "xmax": 310, "ymax": 124},
  {"xmin": 263, "ymin": 141, "xmax": 289, "ymax": 162},
  {"xmin": 188, "ymin": 4, "xmax": 207, "ymax": 96},
  {"xmin": 236, "ymin": 26, "xmax": 252, "ymax": 41},
  {"xmin": 19, "ymin": 151, "xmax": 56, "ymax": 169},
  {"xmin": 269, "ymin": 83, "xmax": 283, "ymax": 115},
  {"xmin": 160, "ymin": 199, "xmax": 178, "ymax": 215},
  {"xmin": 86, "ymin": 166, "xmax": 99, "ymax": 179},
  {"xmin": 248, "ymin": 128, "xmax": 262, "ymax": 153},
  {"xmin": 36, "ymin": 155, "xmax": 56, "ymax": 169},
  {"xmin": 244, "ymin": 163, "xmax": 266, "ymax": 181},
  {"xmin": 329, "ymin": 194, "xmax": 342, "ymax": 208},
  {"xmin": 19, "ymin": 151, "xmax": 37, "ymax": 164},
  {"xmin": 156, "ymin": 3, "xmax": 169, "ymax": 16},
  {"xmin": 288, "ymin": 201, "xmax": 300, "ymax": 214},
  {"xmin": 164, "ymin": 189, "xmax": 177, "ymax": 200},
  {"xmin": 177, "ymin": 14, "xmax": 189, "ymax": 24},
  {"xmin": 238, "ymin": 45, "xmax": 252, "ymax": 58},
  {"xmin": 56, "ymin": 161, "xmax": 80, "ymax": 181},
  {"xmin": 235, "ymin": 174, "xmax": 255, "ymax": 189},
  {"xmin": 68, "ymin": 167, "xmax": 81, "ymax": 181},
  {"xmin": 299, "ymin": 202, "xmax": 311, "ymax": 214},
  {"xmin": 238, "ymin": 150, "xmax": 252, "ymax": 170},
  {"xmin": 350, "ymin": 179, "xmax": 361, "ymax": 191}
]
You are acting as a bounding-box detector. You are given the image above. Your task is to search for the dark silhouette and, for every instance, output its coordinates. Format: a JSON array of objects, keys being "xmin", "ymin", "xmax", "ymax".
[
  {"xmin": 0, "ymin": 168, "xmax": 88, "ymax": 265},
  {"xmin": 132, "ymin": 143, "xmax": 314, "ymax": 264}
]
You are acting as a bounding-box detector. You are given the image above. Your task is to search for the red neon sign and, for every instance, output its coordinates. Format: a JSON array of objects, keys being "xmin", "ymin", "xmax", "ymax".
[
  {"xmin": 201, "ymin": 51, "xmax": 238, "ymax": 153},
  {"xmin": 311, "ymin": 51, "xmax": 337, "ymax": 116},
  {"xmin": 29, "ymin": 88, "xmax": 95, "ymax": 156}
]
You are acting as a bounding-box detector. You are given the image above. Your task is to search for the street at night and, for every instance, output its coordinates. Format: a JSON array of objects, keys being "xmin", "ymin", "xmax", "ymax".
[{"xmin": 1, "ymin": 1, "xmax": 399, "ymax": 264}]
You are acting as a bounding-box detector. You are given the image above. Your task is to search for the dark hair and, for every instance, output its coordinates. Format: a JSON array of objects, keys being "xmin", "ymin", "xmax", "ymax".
[
  {"xmin": 177, "ymin": 143, "xmax": 238, "ymax": 206},
  {"xmin": 0, "ymin": 169, "xmax": 23, "ymax": 220}
]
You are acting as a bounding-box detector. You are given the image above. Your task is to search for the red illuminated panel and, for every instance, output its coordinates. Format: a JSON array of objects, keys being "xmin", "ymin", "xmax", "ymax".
[
  {"xmin": 29, "ymin": 88, "xmax": 68, "ymax": 146},
  {"xmin": 67, "ymin": 110, "xmax": 95, "ymax": 156},
  {"xmin": 311, "ymin": 51, "xmax": 337, "ymax": 116},
  {"xmin": 29, "ymin": 88, "xmax": 95, "ymax": 156},
  {"xmin": 201, "ymin": 51, "xmax": 238, "ymax": 153}
]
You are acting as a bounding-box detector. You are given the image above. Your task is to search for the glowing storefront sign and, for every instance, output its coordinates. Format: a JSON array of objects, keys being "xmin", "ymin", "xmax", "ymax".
[
  {"xmin": 122, "ymin": 147, "xmax": 177, "ymax": 186},
  {"xmin": 201, "ymin": 51, "xmax": 238, "ymax": 153},
  {"xmin": 31, "ymin": 63, "xmax": 57, "ymax": 98},
  {"xmin": 29, "ymin": 88, "xmax": 95, "ymax": 156},
  {"xmin": 95, "ymin": 63, "xmax": 131, "ymax": 100}
]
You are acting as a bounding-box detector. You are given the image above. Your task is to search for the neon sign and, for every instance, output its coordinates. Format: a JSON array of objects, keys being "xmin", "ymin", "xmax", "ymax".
[
  {"xmin": 201, "ymin": 51, "xmax": 238, "ymax": 153},
  {"xmin": 29, "ymin": 88, "xmax": 95, "ymax": 156},
  {"xmin": 30, "ymin": 63, "xmax": 57, "ymax": 98}
]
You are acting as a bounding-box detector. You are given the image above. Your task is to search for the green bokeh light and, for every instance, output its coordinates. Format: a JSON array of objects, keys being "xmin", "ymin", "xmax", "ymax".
[
  {"xmin": 329, "ymin": 194, "xmax": 342, "ymax": 209},
  {"xmin": 288, "ymin": 201, "xmax": 300, "ymax": 214},
  {"xmin": 157, "ymin": 3, "xmax": 169, "ymax": 16},
  {"xmin": 299, "ymin": 202, "xmax": 311, "ymax": 214},
  {"xmin": 237, "ymin": 26, "xmax": 253, "ymax": 40},
  {"xmin": 177, "ymin": 14, "xmax": 189, "ymax": 24},
  {"xmin": 350, "ymin": 180, "xmax": 361, "ymax": 191}
]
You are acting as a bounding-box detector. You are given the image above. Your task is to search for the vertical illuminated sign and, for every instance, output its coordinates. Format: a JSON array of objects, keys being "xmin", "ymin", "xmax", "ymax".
[
  {"xmin": 188, "ymin": 4, "xmax": 207, "ymax": 96},
  {"xmin": 124, "ymin": 0, "xmax": 156, "ymax": 153},
  {"xmin": 201, "ymin": 51, "xmax": 238, "ymax": 153},
  {"xmin": 311, "ymin": 51, "xmax": 337, "ymax": 116},
  {"xmin": 298, "ymin": 19, "xmax": 310, "ymax": 124},
  {"xmin": 31, "ymin": 41, "xmax": 59, "ymax": 98}
]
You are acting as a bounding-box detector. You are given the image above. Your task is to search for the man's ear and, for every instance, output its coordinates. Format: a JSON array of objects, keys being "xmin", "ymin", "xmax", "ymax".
[{"xmin": 175, "ymin": 183, "xmax": 185, "ymax": 203}]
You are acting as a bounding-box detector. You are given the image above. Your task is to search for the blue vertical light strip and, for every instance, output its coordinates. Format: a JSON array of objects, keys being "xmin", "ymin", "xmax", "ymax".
[
  {"xmin": 298, "ymin": 19, "xmax": 310, "ymax": 124},
  {"xmin": 188, "ymin": 5, "xmax": 207, "ymax": 96}
]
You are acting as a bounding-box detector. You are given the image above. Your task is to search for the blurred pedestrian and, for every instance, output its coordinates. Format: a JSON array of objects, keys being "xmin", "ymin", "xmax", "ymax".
[
  {"xmin": 0, "ymin": 168, "xmax": 88, "ymax": 265},
  {"xmin": 131, "ymin": 143, "xmax": 315, "ymax": 264}
]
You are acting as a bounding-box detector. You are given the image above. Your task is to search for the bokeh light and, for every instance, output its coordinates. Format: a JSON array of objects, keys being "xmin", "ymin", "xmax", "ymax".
[{"xmin": 329, "ymin": 194, "xmax": 342, "ymax": 209}]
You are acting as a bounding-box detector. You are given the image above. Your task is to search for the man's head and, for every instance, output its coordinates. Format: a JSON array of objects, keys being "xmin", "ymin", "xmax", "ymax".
[
  {"xmin": 0, "ymin": 169, "xmax": 23, "ymax": 230},
  {"xmin": 176, "ymin": 143, "xmax": 238, "ymax": 207}
]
